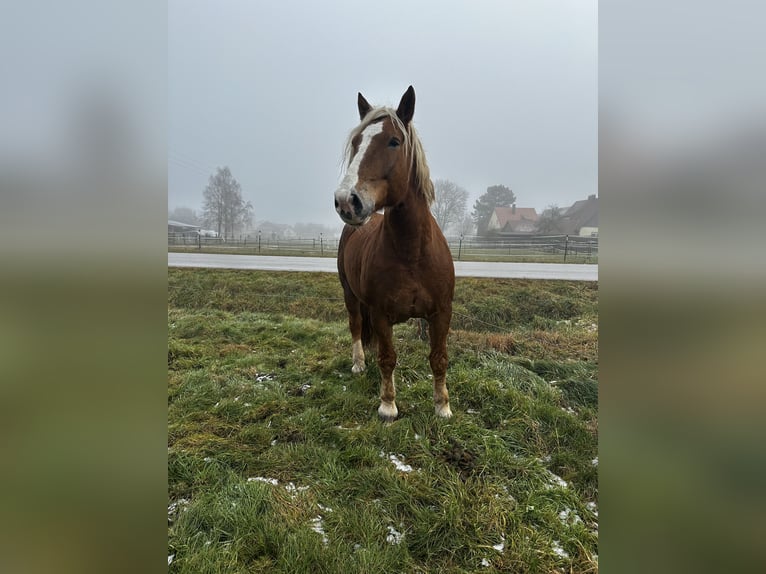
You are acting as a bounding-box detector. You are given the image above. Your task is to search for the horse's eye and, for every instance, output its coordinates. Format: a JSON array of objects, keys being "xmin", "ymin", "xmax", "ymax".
[{"xmin": 388, "ymin": 138, "xmax": 400, "ymax": 148}]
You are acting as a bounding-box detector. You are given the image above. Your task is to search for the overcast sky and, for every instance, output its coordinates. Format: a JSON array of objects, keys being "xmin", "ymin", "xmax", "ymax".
[{"xmin": 169, "ymin": 0, "xmax": 597, "ymax": 229}]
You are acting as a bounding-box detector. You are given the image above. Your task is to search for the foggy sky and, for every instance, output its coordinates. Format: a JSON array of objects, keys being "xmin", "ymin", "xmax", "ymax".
[{"xmin": 168, "ymin": 0, "xmax": 597, "ymax": 229}]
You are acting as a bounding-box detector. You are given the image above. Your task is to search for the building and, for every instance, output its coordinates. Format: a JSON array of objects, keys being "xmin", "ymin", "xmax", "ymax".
[
  {"xmin": 560, "ymin": 194, "xmax": 598, "ymax": 237},
  {"xmin": 486, "ymin": 205, "xmax": 539, "ymax": 234},
  {"xmin": 168, "ymin": 219, "xmax": 202, "ymax": 245},
  {"xmin": 168, "ymin": 219, "xmax": 200, "ymax": 235}
]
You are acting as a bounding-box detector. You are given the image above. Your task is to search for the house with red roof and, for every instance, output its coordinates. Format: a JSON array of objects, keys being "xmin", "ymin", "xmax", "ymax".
[{"xmin": 486, "ymin": 205, "xmax": 540, "ymax": 234}]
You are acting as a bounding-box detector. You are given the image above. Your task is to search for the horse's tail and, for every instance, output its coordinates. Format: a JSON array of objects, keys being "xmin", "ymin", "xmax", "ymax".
[{"xmin": 361, "ymin": 304, "xmax": 376, "ymax": 349}]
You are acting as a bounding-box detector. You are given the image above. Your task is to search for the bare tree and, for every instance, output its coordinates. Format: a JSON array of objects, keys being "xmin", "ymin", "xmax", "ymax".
[
  {"xmin": 455, "ymin": 213, "xmax": 475, "ymax": 237},
  {"xmin": 201, "ymin": 166, "xmax": 253, "ymax": 239},
  {"xmin": 537, "ymin": 204, "xmax": 565, "ymax": 234},
  {"xmin": 431, "ymin": 179, "xmax": 469, "ymax": 234}
]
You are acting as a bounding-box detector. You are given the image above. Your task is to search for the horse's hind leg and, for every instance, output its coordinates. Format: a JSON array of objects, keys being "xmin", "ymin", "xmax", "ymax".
[
  {"xmin": 372, "ymin": 313, "xmax": 398, "ymax": 421},
  {"xmin": 428, "ymin": 312, "xmax": 452, "ymax": 418}
]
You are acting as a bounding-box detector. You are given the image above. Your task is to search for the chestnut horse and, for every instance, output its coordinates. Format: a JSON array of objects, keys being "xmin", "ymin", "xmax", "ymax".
[{"xmin": 334, "ymin": 86, "xmax": 455, "ymax": 421}]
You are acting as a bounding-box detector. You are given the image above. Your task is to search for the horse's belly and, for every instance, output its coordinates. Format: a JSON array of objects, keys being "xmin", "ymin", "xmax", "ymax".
[{"xmin": 380, "ymin": 288, "xmax": 434, "ymax": 324}]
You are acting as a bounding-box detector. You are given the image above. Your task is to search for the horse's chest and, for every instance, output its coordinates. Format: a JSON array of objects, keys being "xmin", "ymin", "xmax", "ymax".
[{"xmin": 369, "ymin": 277, "xmax": 432, "ymax": 323}]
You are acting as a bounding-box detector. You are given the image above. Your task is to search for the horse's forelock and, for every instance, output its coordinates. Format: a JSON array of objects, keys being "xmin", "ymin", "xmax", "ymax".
[{"xmin": 343, "ymin": 107, "xmax": 434, "ymax": 206}]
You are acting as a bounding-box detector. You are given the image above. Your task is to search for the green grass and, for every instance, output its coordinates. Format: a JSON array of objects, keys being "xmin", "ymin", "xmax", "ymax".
[{"xmin": 168, "ymin": 269, "xmax": 598, "ymax": 573}]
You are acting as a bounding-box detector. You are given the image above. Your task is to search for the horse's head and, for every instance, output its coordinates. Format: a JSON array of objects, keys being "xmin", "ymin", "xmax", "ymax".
[{"xmin": 334, "ymin": 86, "xmax": 417, "ymax": 226}]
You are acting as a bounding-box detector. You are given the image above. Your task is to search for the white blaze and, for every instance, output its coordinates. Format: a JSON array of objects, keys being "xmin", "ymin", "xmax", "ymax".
[{"xmin": 339, "ymin": 121, "xmax": 384, "ymax": 196}]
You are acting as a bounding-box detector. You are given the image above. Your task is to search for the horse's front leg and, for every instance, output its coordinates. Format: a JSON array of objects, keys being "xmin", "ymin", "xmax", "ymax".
[
  {"xmin": 372, "ymin": 313, "xmax": 397, "ymax": 421},
  {"xmin": 343, "ymin": 293, "xmax": 366, "ymax": 374},
  {"xmin": 428, "ymin": 311, "xmax": 452, "ymax": 418}
]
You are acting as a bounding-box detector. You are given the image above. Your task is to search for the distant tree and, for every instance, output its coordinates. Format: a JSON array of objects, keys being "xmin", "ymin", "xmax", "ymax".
[
  {"xmin": 455, "ymin": 213, "xmax": 475, "ymax": 237},
  {"xmin": 431, "ymin": 179, "xmax": 469, "ymax": 234},
  {"xmin": 537, "ymin": 204, "xmax": 565, "ymax": 234},
  {"xmin": 168, "ymin": 206, "xmax": 201, "ymax": 226},
  {"xmin": 471, "ymin": 184, "xmax": 516, "ymax": 236},
  {"xmin": 201, "ymin": 166, "xmax": 253, "ymax": 239}
]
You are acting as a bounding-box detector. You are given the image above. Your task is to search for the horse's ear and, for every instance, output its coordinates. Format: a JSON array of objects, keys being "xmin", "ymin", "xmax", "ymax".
[
  {"xmin": 358, "ymin": 92, "xmax": 372, "ymax": 120},
  {"xmin": 396, "ymin": 86, "xmax": 416, "ymax": 125}
]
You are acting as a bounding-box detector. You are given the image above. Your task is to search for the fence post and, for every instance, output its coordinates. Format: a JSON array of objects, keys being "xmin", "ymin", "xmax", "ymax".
[
  {"xmin": 258, "ymin": 230, "xmax": 261, "ymax": 253},
  {"xmin": 198, "ymin": 231, "xmax": 201, "ymax": 250},
  {"xmin": 320, "ymin": 233, "xmax": 324, "ymax": 256},
  {"xmin": 458, "ymin": 234, "xmax": 463, "ymax": 260},
  {"xmin": 564, "ymin": 235, "xmax": 569, "ymax": 262}
]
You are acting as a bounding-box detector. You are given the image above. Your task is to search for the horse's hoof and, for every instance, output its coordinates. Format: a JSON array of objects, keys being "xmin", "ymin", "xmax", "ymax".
[
  {"xmin": 435, "ymin": 403, "xmax": 453, "ymax": 418},
  {"xmin": 351, "ymin": 363, "xmax": 365, "ymax": 374},
  {"xmin": 378, "ymin": 402, "xmax": 398, "ymax": 421}
]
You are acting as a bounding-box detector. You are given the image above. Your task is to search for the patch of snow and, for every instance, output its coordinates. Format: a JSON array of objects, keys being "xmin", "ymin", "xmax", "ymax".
[
  {"xmin": 586, "ymin": 501, "xmax": 598, "ymax": 517},
  {"xmin": 255, "ymin": 373, "xmax": 274, "ymax": 383},
  {"xmin": 466, "ymin": 409, "xmax": 479, "ymax": 414},
  {"xmin": 544, "ymin": 469, "xmax": 568, "ymax": 490},
  {"xmin": 591, "ymin": 456, "xmax": 598, "ymax": 466},
  {"xmin": 310, "ymin": 516, "xmax": 329, "ymax": 546},
  {"xmin": 558, "ymin": 508, "xmax": 584, "ymax": 526},
  {"xmin": 203, "ymin": 456, "xmax": 212, "ymax": 462},
  {"xmin": 561, "ymin": 406, "xmax": 576, "ymax": 414},
  {"xmin": 317, "ymin": 503, "xmax": 333, "ymax": 513},
  {"xmin": 481, "ymin": 558, "xmax": 490, "ymax": 567},
  {"xmin": 386, "ymin": 525, "xmax": 404, "ymax": 545},
  {"xmin": 244, "ymin": 402, "xmax": 251, "ymax": 407},
  {"xmin": 383, "ymin": 453, "xmax": 413, "ymax": 472},
  {"xmin": 168, "ymin": 554, "xmax": 174, "ymax": 565},
  {"xmin": 551, "ymin": 540, "xmax": 569, "ymax": 558},
  {"xmin": 168, "ymin": 498, "xmax": 190, "ymax": 518},
  {"xmin": 492, "ymin": 535, "xmax": 505, "ymax": 552},
  {"xmin": 414, "ymin": 434, "xmax": 422, "ymax": 440},
  {"xmin": 247, "ymin": 476, "xmax": 278, "ymax": 485},
  {"xmin": 342, "ymin": 385, "xmax": 347, "ymax": 391},
  {"xmin": 285, "ymin": 482, "xmax": 309, "ymax": 495},
  {"xmin": 271, "ymin": 439, "xmax": 278, "ymax": 446},
  {"xmin": 300, "ymin": 383, "xmax": 312, "ymax": 393}
]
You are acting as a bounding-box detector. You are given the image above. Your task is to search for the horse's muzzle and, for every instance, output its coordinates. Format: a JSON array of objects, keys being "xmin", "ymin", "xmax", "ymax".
[{"xmin": 334, "ymin": 189, "xmax": 372, "ymax": 226}]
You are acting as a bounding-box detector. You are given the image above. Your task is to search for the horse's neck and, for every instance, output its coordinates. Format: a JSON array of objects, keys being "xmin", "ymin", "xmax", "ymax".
[{"xmin": 383, "ymin": 188, "xmax": 432, "ymax": 258}]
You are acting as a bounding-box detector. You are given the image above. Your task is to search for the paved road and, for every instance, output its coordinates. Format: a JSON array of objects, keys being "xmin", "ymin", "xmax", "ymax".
[{"xmin": 169, "ymin": 253, "xmax": 598, "ymax": 281}]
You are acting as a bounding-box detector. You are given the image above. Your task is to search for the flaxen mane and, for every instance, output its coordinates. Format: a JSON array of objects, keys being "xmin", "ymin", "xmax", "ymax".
[{"xmin": 343, "ymin": 107, "xmax": 435, "ymax": 205}]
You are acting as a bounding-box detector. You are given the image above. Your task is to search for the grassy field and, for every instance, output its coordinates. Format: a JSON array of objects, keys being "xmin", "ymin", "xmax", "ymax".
[{"xmin": 168, "ymin": 269, "xmax": 598, "ymax": 573}]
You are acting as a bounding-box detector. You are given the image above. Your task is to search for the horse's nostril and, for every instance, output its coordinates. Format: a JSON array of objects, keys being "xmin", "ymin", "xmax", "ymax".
[
  {"xmin": 350, "ymin": 193, "xmax": 363, "ymax": 212},
  {"xmin": 334, "ymin": 199, "xmax": 339, "ymax": 208}
]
